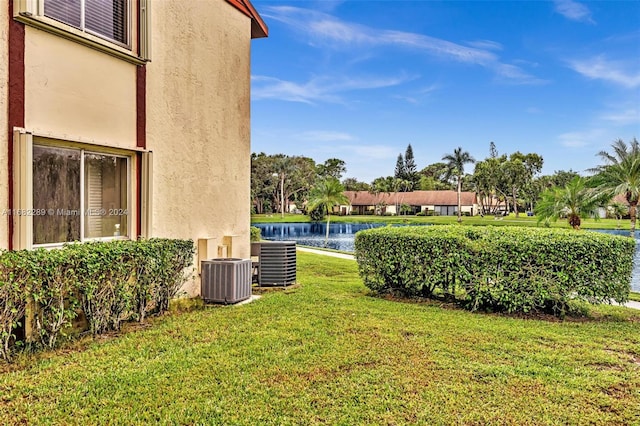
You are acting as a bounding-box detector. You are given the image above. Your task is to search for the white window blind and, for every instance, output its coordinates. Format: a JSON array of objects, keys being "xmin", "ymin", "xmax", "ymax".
[
  {"xmin": 43, "ymin": 0, "xmax": 81, "ymax": 29},
  {"xmin": 85, "ymin": 158, "xmax": 104, "ymax": 238},
  {"xmin": 44, "ymin": 0, "xmax": 128, "ymax": 45}
]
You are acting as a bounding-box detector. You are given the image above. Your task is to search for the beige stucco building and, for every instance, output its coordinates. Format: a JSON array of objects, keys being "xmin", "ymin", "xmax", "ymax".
[{"xmin": 2, "ymin": 0, "xmax": 267, "ymax": 295}]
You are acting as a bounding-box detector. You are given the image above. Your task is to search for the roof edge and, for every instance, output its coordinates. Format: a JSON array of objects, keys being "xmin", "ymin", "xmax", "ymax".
[{"xmin": 226, "ymin": 0, "xmax": 269, "ymax": 39}]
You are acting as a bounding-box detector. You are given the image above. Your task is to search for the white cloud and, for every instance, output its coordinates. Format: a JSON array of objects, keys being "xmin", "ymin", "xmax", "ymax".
[
  {"xmin": 341, "ymin": 144, "xmax": 396, "ymax": 160},
  {"xmin": 558, "ymin": 129, "xmax": 606, "ymax": 148},
  {"xmin": 252, "ymin": 73, "xmax": 414, "ymax": 104},
  {"xmin": 392, "ymin": 84, "xmax": 440, "ymax": 104},
  {"xmin": 262, "ymin": 6, "xmax": 540, "ymax": 85},
  {"xmin": 568, "ymin": 56, "xmax": 640, "ymax": 88},
  {"xmin": 600, "ymin": 107, "xmax": 640, "ymax": 126},
  {"xmin": 297, "ymin": 131, "xmax": 356, "ymax": 142},
  {"xmin": 465, "ymin": 40, "xmax": 503, "ymax": 51},
  {"xmin": 553, "ymin": 0, "xmax": 595, "ymax": 24}
]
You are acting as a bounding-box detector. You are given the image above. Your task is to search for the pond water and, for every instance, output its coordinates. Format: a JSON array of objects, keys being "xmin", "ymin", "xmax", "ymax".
[
  {"xmin": 254, "ymin": 223, "xmax": 640, "ymax": 292},
  {"xmin": 254, "ymin": 222, "xmax": 392, "ymax": 252},
  {"xmin": 589, "ymin": 229, "xmax": 640, "ymax": 292}
]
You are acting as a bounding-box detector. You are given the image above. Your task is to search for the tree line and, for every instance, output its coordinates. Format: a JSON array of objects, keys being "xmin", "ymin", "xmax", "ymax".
[
  {"xmin": 252, "ymin": 138, "xmax": 640, "ymax": 233},
  {"xmin": 251, "ymin": 153, "xmax": 346, "ymax": 215}
]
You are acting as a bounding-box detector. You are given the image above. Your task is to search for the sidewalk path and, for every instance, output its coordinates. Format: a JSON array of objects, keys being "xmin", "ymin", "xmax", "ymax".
[
  {"xmin": 621, "ymin": 300, "xmax": 640, "ymax": 310},
  {"xmin": 296, "ymin": 246, "xmax": 640, "ymax": 311},
  {"xmin": 296, "ymin": 246, "xmax": 355, "ymax": 260}
]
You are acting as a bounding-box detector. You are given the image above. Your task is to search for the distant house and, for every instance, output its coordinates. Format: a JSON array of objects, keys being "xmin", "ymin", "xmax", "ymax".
[
  {"xmin": 342, "ymin": 191, "xmax": 479, "ymax": 216},
  {"xmin": 2, "ymin": 0, "xmax": 268, "ymax": 296},
  {"xmin": 598, "ymin": 193, "xmax": 631, "ymax": 219}
]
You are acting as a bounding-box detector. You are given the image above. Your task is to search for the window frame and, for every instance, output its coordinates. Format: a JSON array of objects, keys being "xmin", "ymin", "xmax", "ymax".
[
  {"xmin": 13, "ymin": 0, "xmax": 150, "ymax": 65},
  {"xmin": 12, "ymin": 131, "xmax": 142, "ymax": 250},
  {"xmin": 32, "ymin": 140, "xmax": 133, "ymax": 248}
]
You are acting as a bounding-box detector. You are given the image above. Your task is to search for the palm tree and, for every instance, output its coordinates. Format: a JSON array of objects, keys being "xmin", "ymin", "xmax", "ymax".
[
  {"xmin": 534, "ymin": 176, "xmax": 602, "ymax": 229},
  {"xmin": 306, "ymin": 178, "xmax": 349, "ymax": 245},
  {"xmin": 590, "ymin": 138, "xmax": 640, "ymax": 236},
  {"xmin": 442, "ymin": 147, "xmax": 475, "ymax": 223}
]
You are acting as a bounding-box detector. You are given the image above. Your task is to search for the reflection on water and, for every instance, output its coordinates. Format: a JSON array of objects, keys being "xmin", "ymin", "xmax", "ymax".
[
  {"xmin": 591, "ymin": 229, "xmax": 640, "ymax": 292},
  {"xmin": 254, "ymin": 222, "xmax": 388, "ymax": 252},
  {"xmin": 254, "ymin": 224, "xmax": 640, "ymax": 292}
]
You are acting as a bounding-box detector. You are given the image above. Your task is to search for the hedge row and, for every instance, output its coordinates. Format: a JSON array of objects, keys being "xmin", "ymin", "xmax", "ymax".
[
  {"xmin": 354, "ymin": 226, "xmax": 635, "ymax": 315},
  {"xmin": 0, "ymin": 239, "xmax": 194, "ymax": 360}
]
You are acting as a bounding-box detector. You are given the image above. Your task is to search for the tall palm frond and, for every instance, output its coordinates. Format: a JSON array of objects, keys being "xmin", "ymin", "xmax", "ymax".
[
  {"xmin": 442, "ymin": 147, "xmax": 475, "ymax": 223},
  {"xmin": 590, "ymin": 138, "xmax": 640, "ymax": 235},
  {"xmin": 307, "ymin": 178, "xmax": 349, "ymax": 245},
  {"xmin": 535, "ymin": 176, "xmax": 601, "ymax": 229}
]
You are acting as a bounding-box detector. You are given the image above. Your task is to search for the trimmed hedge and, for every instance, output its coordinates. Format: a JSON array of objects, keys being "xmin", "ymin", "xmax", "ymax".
[
  {"xmin": 0, "ymin": 239, "xmax": 194, "ymax": 360},
  {"xmin": 355, "ymin": 226, "xmax": 635, "ymax": 315}
]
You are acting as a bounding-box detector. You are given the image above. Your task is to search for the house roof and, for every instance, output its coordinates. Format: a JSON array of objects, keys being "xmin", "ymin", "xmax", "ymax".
[
  {"xmin": 226, "ymin": 0, "xmax": 269, "ymax": 39},
  {"xmin": 344, "ymin": 190, "xmax": 477, "ymax": 206},
  {"xmin": 612, "ymin": 193, "xmax": 630, "ymax": 206}
]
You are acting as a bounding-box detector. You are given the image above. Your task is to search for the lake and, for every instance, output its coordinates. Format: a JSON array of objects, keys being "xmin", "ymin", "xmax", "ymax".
[{"xmin": 253, "ymin": 223, "xmax": 640, "ymax": 292}]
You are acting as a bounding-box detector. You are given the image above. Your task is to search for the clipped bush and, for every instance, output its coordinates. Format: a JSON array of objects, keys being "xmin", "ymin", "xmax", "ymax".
[
  {"xmin": 0, "ymin": 238, "xmax": 194, "ymax": 360},
  {"xmin": 0, "ymin": 251, "xmax": 37, "ymax": 360},
  {"xmin": 250, "ymin": 226, "xmax": 262, "ymax": 242},
  {"xmin": 355, "ymin": 226, "xmax": 635, "ymax": 315}
]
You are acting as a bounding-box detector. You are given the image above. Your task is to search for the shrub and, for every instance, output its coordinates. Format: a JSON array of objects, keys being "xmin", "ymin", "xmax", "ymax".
[
  {"xmin": 0, "ymin": 251, "xmax": 37, "ymax": 361},
  {"xmin": 309, "ymin": 206, "xmax": 325, "ymax": 221},
  {"xmin": 0, "ymin": 238, "xmax": 194, "ymax": 360},
  {"xmin": 250, "ymin": 226, "xmax": 261, "ymax": 242},
  {"xmin": 355, "ymin": 226, "xmax": 635, "ymax": 315}
]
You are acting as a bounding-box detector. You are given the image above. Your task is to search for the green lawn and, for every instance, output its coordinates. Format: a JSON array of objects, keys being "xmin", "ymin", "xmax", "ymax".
[
  {"xmin": 252, "ymin": 213, "xmax": 632, "ymax": 230},
  {"xmin": 1, "ymin": 253, "xmax": 639, "ymax": 425}
]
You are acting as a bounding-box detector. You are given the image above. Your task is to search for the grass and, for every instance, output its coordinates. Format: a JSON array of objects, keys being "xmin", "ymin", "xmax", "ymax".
[
  {"xmin": 252, "ymin": 213, "xmax": 632, "ymax": 231},
  {"xmin": 1, "ymin": 253, "xmax": 639, "ymax": 425}
]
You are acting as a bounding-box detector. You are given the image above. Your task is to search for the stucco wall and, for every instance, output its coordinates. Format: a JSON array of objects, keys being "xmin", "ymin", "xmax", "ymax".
[
  {"xmin": 0, "ymin": 5, "xmax": 9, "ymax": 249},
  {"xmin": 147, "ymin": 0, "xmax": 253, "ymax": 295},
  {"xmin": 24, "ymin": 28, "xmax": 137, "ymax": 149}
]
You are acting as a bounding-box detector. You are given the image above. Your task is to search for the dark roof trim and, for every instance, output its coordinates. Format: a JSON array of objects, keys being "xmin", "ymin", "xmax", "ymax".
[{"xmin": 226, "ymin": 0, "xmax": 269, "ymax": 39}]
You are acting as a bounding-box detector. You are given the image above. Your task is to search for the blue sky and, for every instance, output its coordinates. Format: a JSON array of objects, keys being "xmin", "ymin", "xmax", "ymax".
[{"xmin": 249, "ymin": 0, "xmax": 640, "ymax": 183}]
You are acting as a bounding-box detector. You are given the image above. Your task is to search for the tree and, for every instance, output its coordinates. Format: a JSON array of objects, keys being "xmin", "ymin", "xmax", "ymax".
[
  {"xmin": 251, "ymin": 152, "xmax": 278, "ymax": 214},
  {"xmin": 534, "ymin": 176, "xmax": 601, "ymax": 229},
  {"xmin": 472, "ymin": 155, "xmax": 506, "ymax": 215},
  {"xmin": 500, "ymin": 152, "xmax": 543, "ymax": 217},
  {"xmin": 403, "ymin": 144, "xmax": 419, "ymax": 189},
  {"xmin": 306, "ymin": 178, "xmax": 349, "ymax": 245},
  {"xmin": 590, "ymin": 138, "xmax": 640, "ymax": 235},
  {"xmin": 442, "ymin": 147, "xmax": 475, "ymax": 223},
  {"xmin": 392, "ymin": 178, "xmax": 412, "ymax": 214},
  {"xmin": 549, "ymin": 170, "xmax": 580, "ymax": 188},
  {"xmin": 394, "ymin": 154, "xmax": 406, "ymax": 181},
  {"xmin": 317, "ymin": 158, "xmax": 346, "ymax": 180},
  {"xmin": 609, "ymin": 201, "xmax": 629, "ymax": 228},
  {"xmin": 419, "ymin": 162, "xmax": 453, "ymax": 190},
  {"xmin": 250, "ymin": 154, "xmax": 317, "ymax": 216},
  {"xmin": 342, "ymin": 177, "xmax": 370, "ymax": 191},
  {"xmin": 489, "ymin": 141, "xmax": 498, "ymax": 159},
  {"xmin": 371, "ymin": 176, "xmax": 396, "ymax": 194}
]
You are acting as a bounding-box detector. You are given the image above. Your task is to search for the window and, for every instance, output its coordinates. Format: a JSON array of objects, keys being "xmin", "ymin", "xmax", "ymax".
[
  {"xmin": 32, "ymin": 144, "xmax": 130, "ymax": 246},
  {"xmin": 43, "ymin": 0, "xmax": 128, "ymax": 46},
  {"xmin": 13, "ymin": 0, "xmax": 150, "ymax": 64}
]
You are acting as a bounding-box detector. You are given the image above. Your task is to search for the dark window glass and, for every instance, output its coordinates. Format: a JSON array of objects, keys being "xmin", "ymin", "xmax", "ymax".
[{"xmin": 33, "ymin": 145, "xmax": 81, "ymax": 244}]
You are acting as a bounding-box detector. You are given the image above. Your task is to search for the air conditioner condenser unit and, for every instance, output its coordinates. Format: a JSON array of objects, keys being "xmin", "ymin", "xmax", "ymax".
[{"xmin": 201, "ymin": 258, "xmax": 252, "ymax": 304}]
